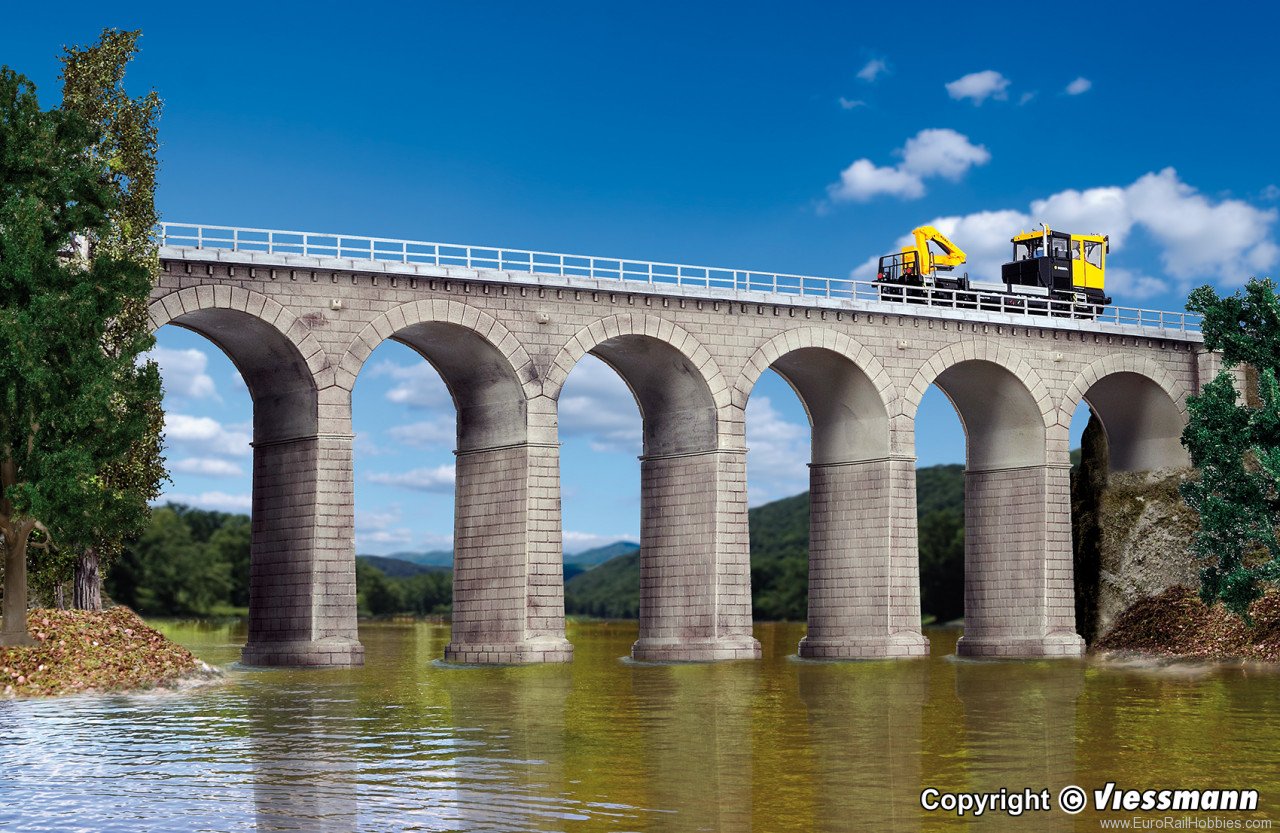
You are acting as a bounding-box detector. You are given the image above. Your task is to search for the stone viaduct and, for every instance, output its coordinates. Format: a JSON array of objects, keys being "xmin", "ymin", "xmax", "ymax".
[{"xmin": 151, "ymin": 224, "xmax": 1214, "ymax": 667}]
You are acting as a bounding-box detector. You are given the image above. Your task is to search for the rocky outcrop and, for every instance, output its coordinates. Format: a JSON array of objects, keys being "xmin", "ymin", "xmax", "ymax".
[{"xmin": 1073, "ymin": 412, "xmax": 1200, "ymax": 644}]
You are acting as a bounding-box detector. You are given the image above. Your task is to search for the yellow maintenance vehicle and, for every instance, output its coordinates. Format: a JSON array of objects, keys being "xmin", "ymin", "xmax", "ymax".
[
  {"xmin": 875, "ymin": 225, "xmax": 970, "ymax": 291},
  {"xmin": 1002, "ymin": 226, "xmax": 1110, "ymax": 306},
  {"xmin": 875, "ymin": 224, "xmax": 1112, "ymax": 313}
]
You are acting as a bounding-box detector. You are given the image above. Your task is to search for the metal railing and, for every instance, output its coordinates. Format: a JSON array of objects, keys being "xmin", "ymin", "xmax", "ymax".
[{"xmin": 158, "ymin": 223, "xmax": 1202, "ymax": 333}]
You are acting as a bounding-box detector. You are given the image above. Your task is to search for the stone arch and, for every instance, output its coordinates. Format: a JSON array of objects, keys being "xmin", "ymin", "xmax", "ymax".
[
  {"xmin": 147, "ymin": 285, "xmax": 362, "ymax": 667},
  {"xmin": 545, "ymin": 314, "xmax": 730, "ymax": 457},
  {"xmin": 735, "ymin": 328, "xmax": 896, "ymax": 463},
  {"xmin": 339, "ymin": 299, "xmax": 536, "ymax": 452},
  {"xmin": 904, "ymin": 342, "xmax": 1054, "ymax": 470},
  {"xmin": 735, "ymin": 329, "xmax": 924, "ymax": 659},
  {"xmin": 147, "ymin": 286, "xmax": 326, "ymax": 443},
  {"xmin": 1060, "ymin": 354, "xmax": 1191, "ymax": 471}
]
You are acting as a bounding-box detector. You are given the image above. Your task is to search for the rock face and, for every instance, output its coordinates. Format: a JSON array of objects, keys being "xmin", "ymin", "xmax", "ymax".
[
  {"xmin": 1073, "ymin": 412, "xmax": 1200, "ymax": 644},
  {"xmin": 1095, "ymin": 470, "xmax": 1200, "ymax": 640}
]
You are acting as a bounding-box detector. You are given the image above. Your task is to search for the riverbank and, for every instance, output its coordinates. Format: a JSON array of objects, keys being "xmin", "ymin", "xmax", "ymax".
[
  {"xmin": 0, "ymin": 607, "xmax": 220, "ymax": 698},
  {"xmin": 1095, "ymin": 585, "xmax": 1280, "ymax": 663}
]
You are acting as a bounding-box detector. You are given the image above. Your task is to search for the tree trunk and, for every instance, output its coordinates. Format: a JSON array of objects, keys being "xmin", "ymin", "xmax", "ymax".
[
  {"xmin": 1, "ymin": 531, "xmax": 35, "ymax": 646},
  {"xmin": 53, "ymin": 583, "xmax": 66, "ymax": 610},
  {"xmin": 74, "ymin": 549, "xmax": 102, "ymax": 611}
]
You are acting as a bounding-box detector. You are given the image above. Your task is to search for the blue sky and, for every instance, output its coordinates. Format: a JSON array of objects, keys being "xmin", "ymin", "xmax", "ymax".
[{"xmin": 5, "ymin": 3, "xmax": 1278, "ymax": 554}]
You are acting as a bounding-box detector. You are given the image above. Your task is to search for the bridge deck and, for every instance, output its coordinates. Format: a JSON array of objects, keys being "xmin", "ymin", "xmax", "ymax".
[{"xmin": 159, "ymin": 223, "xmax": 1204, "ymax": 343}]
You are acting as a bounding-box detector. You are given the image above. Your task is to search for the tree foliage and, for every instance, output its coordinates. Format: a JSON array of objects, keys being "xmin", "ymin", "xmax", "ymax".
[
  {"xmin": 58, "ymin": 29, "xmax": 166, "ymax": 609},
  {"xmin": 0, "ymin": 67, "xmax": 155, "ymax": 641},
  {"xmin": 1181, "ymin": 279, "xmax": 1280, "ymax": 620}
]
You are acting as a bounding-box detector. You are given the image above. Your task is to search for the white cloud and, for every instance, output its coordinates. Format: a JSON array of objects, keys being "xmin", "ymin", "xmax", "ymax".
[
  {"xmin": 1065, "ymin": 77, "xmax": 1092, "ymax": 95},
  {"xmin": 1105, "ymin": 268, "xmax": 1170, "ymax": 301},
  {"xmin": 945, "ymin": 70, "xmax": 1011, "ymax": 105},
  {"xmin": 827, "ymin": 128, "xmax": 989, "ymax": 203},
  {"xmin": 850, "ymin": 168, "xmax": 1279, "ymax": 293},
  {"xmin": 838, "ymin": 97, "xmax": 866, "ymax": 110},
  {"xmin": 558, "ymin": 356, "xmax": 642, "ymax": 454},
  {"xmin": 159, "ymin": 491, "xmax": 252, "ymax": 512},
  {"xmin": 745, "ymin": 395, "xmax": 810, "ymax": 506},
  {"xmin": 1018, "ymin": 91, "xmax": 1037, "ymax": 106},
  {"xmin": 829, "ymin": 159, "xmax": 925, "ymax": 202},
  {"xmin": 900, "ymin": 128, "xmax": 993, "ymax": 180},
  {"xmin": 388, "ymin": 416, "xmax": 456, "ymax": 448},
  {"xmin": 169, "ymin": 457, "xmax": 244, "ymax": 478},
  {"xmin": 355, "ymin": 506, "xmax": 416, "ymax": 550},
  {"xmin": 1262, "ymin": 184, "xmax": 1280, "ymax": 202},
  {"xmin": 368, "ymin": 464, "xmax": 456, "ymax": 493},
  {"xmin": 164, "ymin": 414, "xmax": 251, "ymax": 457},
  {"xmin": 354, "ymin": 432, "xmax": 390, "ymax": 456},
  {"xmin": 856, "ymin": 59, "xmax": 888, "ymax": 82},
  {"xmin": 366, "ymin": 360, "xmax": 452, "ymax": 410},
  {"xmin": 359, "ymin": 529, "xmax": 415, "ymax": 547},
  {"xmin": 1123, "ymin": 169, "xmax": 1278, "ymax": 281},
  {"xmin": 149, "ymin": 347, "xmax": 218, "ymax": 400}
]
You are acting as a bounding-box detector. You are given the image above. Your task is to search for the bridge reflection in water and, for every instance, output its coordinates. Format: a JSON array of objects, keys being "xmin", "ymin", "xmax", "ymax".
[{"xmin": 5, "ymin": 621, "xmax": 1278, "ymax": 831}]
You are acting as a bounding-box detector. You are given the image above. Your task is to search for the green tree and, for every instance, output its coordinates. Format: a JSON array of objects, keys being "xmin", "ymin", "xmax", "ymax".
[
  {"xmin": 113, "ymin": 507, "xmax": 231, "ymax": 615},
  {"xmin": 918, "ymin": 507, "xmax": 964, "ymax": 623},
  {"xmin": 0, "ymin": 69, "xmax": 155, "ymax": 644},
  {"xmin": 1181, "ymin": 279, "xmax": 1280, "ymax": 620},
  {"xmin": 207, "ymin": 516, "xmax": 251, "ymax": 608},
  {"xmin": 58, "ymin": 29, "xmax": 166, "ymax": 610},
  {"xmin": 357, "ymin": 561, "xmax": 403, "ymax": 616}
]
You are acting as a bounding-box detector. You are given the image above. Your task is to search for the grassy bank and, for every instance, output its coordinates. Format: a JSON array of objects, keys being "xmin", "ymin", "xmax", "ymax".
[
  {"xmin": 0, "ymin": 607, "xmax": 216, "ymax": 698},
  {"xmin": 1096, "ymin": 586, "xmax": 1280, "ymax": 663}
]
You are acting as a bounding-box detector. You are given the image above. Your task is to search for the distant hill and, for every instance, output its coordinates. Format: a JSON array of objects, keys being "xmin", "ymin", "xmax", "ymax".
[
  {"xmin": 378, "ymin": 549, "xmax": 454, "ymax": 568},
  {"xmin": 564, "ymin": 463, "xmax": 970, "ymax": 622},
  {"xmin": 565, "ymin": 551, "xmax": 641, "ymax": 618},
  {"xmin": 356, "ymin": 555, "xmax": 446, "ymax": 579},
  {"xmin": 363, "ymin": 541, "xmax": 639, "ymax": 572},
  {"xmin": 566, "ymin": 541, "xmax": 640, "ymax": 568}
]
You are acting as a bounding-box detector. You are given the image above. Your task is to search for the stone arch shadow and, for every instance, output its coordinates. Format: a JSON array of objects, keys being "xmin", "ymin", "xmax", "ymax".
[{"xmin": 1059, "ymin": 355, "xmax": 1191, "ymax": 473}]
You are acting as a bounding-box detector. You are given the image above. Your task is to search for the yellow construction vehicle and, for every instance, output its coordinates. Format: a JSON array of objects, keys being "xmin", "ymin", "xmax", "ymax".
[
  {"xmin": 1002, "ymin": 226, "xmax": 1110, "ymax": 305},
  {"xmin": 874, "ymin": 223, "xmax": 1112, "ymax": 314},
  {"xmin": 875, "ymin": 225, "xmax": 969, "ymax": 290}
]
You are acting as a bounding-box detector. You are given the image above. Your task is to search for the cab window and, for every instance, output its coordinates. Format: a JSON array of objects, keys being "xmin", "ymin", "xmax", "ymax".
[{"xmin": 1083, "ymin": 240, "xmax": 1103, "ymax": 268}]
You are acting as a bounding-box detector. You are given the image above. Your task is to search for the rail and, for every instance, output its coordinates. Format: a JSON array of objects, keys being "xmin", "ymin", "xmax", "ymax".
[{"xmin": 158, "ymin": 223, "xmax": 1202, "ymax": 333}]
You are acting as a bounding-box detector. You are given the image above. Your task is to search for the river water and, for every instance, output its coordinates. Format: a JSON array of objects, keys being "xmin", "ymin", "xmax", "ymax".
[{"xmin": 0, "ymin": 621, "xmax": 1277, "ymax": 832}]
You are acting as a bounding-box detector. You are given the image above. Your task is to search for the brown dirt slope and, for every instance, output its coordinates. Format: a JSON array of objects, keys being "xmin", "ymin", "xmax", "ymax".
[
  {"xmin": 0, "ymin": 607, "xmax": 201, "ymax": 697},
  {"xmin": 1095, "ymin": 585, "xmax": 1280, "ymax": 663}
]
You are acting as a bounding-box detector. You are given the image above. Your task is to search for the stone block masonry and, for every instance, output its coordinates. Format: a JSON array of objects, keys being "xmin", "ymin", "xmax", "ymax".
[{"xmin": 152, "ymin": 245, "xmax": 1206, "ymax": 666}]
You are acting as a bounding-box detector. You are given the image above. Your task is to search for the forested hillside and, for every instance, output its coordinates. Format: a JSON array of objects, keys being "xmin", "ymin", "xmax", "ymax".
[
  {"xmin": 563, "ymin": 463, "xmax": 967, "ymax": 622},
  {"xmin": 110, "ymin": 466, "xmax": 966, "ymax": 623}
]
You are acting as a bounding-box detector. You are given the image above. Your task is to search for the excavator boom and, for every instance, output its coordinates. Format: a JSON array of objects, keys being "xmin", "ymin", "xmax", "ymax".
[{"xmin": 902, "ymin": 225, "xmax": 967, "ymax": 272}]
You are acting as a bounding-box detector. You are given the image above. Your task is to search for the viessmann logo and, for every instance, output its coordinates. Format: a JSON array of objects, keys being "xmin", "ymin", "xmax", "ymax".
[{"xmin": 919, "ymin": 783, "xmax": 1261, "ymax": 818}]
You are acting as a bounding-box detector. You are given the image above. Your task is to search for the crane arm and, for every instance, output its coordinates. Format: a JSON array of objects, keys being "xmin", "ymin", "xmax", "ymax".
[{"xmin": 901, "ymin": 225, "xmax": 967, "ymax": 272}]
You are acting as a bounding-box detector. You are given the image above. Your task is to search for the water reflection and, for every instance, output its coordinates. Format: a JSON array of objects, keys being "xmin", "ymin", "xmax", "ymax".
[
  {"xmin": 630, "ymin": 660, "xmax": 759, "ymax": 832},
  {"xmin": 251, "ymin": 689, "xmax": 359, "ymax": 832},
  {"xmin": 438, "ymin": 665, "xmax": 580, "ymax": 831},
  {"xmin": 797, "ymin": 658, "xmax": 929, "ymax": 833},
  {"xmin": 3, "ymin": 622, "xmax": 1278, "ymax": 832},
  {"xmin": 953, "ymin": 658, "xmax": 1086, "ymax": 830}
]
